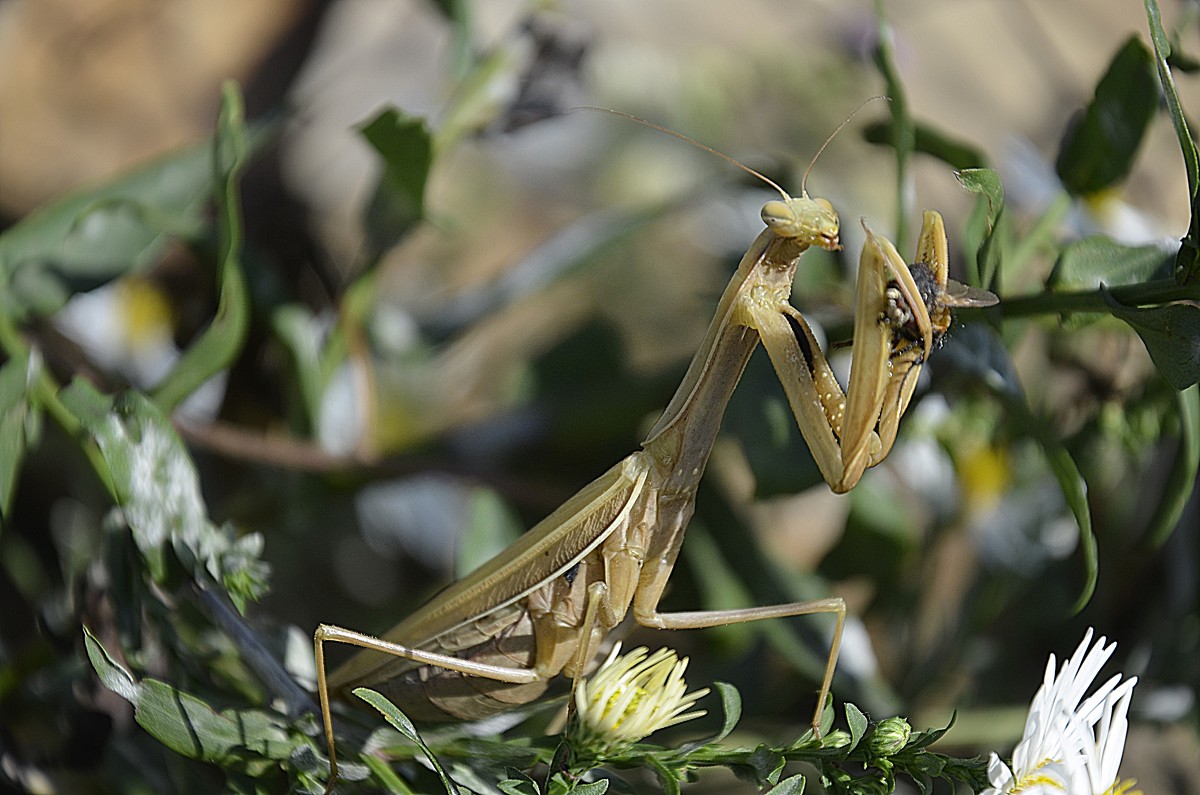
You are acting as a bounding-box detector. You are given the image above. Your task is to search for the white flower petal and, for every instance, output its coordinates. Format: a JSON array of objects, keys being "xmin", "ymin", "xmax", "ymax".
[{"xmin": 989, "ymin": 629, "xmax": 1136, "ymax": 795}]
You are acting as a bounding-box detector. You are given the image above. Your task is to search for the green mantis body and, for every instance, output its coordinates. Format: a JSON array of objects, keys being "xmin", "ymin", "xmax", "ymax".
[{"xmin": 314, "ymin": 185, "xmax": 996, "ymax": 786}]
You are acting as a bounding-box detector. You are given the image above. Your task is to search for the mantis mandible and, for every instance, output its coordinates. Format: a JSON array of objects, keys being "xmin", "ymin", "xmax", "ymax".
[{"xmin": 313, "ymin": 121, "xmax": 998, "ymax": 789}]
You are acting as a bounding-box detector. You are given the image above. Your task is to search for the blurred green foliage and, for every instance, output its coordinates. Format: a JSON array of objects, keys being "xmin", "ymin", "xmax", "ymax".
[{"xmin": 0, "ymin": 1, "xmax": 1198, "ymax": 793}]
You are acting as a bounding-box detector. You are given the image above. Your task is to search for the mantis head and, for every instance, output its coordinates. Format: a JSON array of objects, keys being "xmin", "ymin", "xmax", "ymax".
[{"xmin": 761, "ymin": 195, "xmax": 841, "ymax": 252}]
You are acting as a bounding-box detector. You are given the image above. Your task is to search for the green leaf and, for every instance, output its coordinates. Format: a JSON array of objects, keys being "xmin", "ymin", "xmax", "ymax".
[
  {"xmin": 845, "ymin": 703, "xmax": 869, "ymax": 749},
  {"xmin": 952, "ymin": 331, "xmax": 1097, "ymax": 611},
  {"xmin": 1144, "ymin": 384, "xmax": 1200, "ymax": 546},
  {"xmin": 1013, "ymin": 403, "xmax": 1097, "ymax": 612},
  {"xmin": 1144, "ymin": 0, "xmax": 1200, "ymax": 283},
  {"xmin": 1055, "ymin": 36, "xmax": 1157, "ymax": 195},
  {"xmin": 872, "ymin": 2, "xmax": 916, "ymax": 250},
  {"xmin": 354, "ymin": 688, "xmax": 461, "ymax": 795},
  {"xmin": 0, "ymin": 144, "xmax": 212, "ymax": 318},
  {"xmin": 572, "ymin": 780, "xmax": 611, "ymax": 795},
  {"xmin": 359, "ymin": 108, "xmax": 434, "ymax": 256},
  {"xmin": 0, "ymin": 350, "xmax": 39, "ymax": 522},
  {"xmin": 355, "ymin": 688, "xmax": 421, "ymax": 742},
  {"xmin": 152, "ymin": 81, "xmax": 251, "ymax": 412},
  {"xmin": 457, "ymin": 488, "xmax": 524, "ymax": 579},
  {"xmin": 498, "ymin": 769, "xmax": 541, "ymax": 795},
  {"xmin": 60, "ymin": 381, "xmax": 269, "ymax": 607},
  {"xmin": 84, "ymin": 627, "xmax": 292, "ymax": 762},
  {"xmin": 763, "ymin": 774, "xmax": 806, "ymax": 795},
  {"xmin": 1100, "ymin": 288, "xmax": 1200, "ymax": 389},
  {"xmin": 1048, "ymin": 237, "xmax": 1174, "ymax": 290},
  {"xmin": 725, "ymin": 355, "xmax": 822, "ymax": 498},
  {"xmin": 711, "ymin": 681, "xmax": 743, "ymax": 743},
  {"xmin": 270, "ymin": 303, "xmax": 325, "ymax": 429},
  {"xmin": 863, "ymin": 119, "xmax": 987, "ymax": 171},
  {"xmin": 677, "ymin": 681, "xmax": 742, "ymax": 756},
  {"xmin": 956, "ymin": 168, "xmax": 1006, "ymax": 291},
  {"xmin": 751, "ymin": 744, "xmax": 787, "ymax": 785},
  {"xmin": 361, "ymin": 755, "xmax": 418, "ymax": 794}
]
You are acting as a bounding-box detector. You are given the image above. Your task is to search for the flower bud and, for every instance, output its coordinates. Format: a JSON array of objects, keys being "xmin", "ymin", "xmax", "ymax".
[{"xmin": 868, "ymin": 717, "xmax": 912, "ymax": 757}]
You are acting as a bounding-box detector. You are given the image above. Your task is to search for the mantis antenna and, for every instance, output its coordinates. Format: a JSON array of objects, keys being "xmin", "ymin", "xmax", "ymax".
[
  {"xmin": 571, "ymin": 97, "xmax": 889, "ymax": 200},
  {"xmin": 798, "ymin": 95, "xmax": 888, "ymax": 196},
  {"xmin": 569, "ymin": 106, "xmax": 792, "ymax": 202}
]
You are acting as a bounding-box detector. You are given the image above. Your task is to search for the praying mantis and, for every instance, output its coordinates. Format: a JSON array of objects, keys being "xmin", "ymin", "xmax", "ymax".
[{"xmin": 313, "ymin": 122, "xmax": 998, "ymax": 789}]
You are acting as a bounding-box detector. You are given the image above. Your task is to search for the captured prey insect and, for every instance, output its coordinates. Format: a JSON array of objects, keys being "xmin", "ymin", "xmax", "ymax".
[{"xmin": 313, "ymin": 128, "xmax": 998, "ymax": 789}]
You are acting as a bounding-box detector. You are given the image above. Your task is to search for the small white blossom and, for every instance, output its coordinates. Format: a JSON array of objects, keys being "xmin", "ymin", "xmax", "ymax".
[
  {"xmin": 983, "ymin": 629, "xmax": 1139, "ymax": 795},
  {"xmin": 572, "ymin": 644, "xmax": 708, "ymax": 751}
]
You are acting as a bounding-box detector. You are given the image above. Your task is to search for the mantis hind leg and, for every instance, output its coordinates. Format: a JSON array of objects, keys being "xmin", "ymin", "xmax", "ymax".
[
  {"xmin": 313, "ymin": 579, "xmax": 619, "ymax": 791},
  {"xmin": 313, "ymin": 624, "xmax": 544, "ymax": 792},
  {"xmin": 631, "ymin": 592, "xmax": 846, "ymax": 736}
]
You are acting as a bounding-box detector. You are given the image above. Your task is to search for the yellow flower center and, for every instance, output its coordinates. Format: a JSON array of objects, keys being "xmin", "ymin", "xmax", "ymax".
[
  {"xmin": 1104, "ymin": 779, "xmax": 1141, "ymax": 795},
  {"xmin": 1012, "ymin": 759, "xmax": 1066, "ymax": 793}
]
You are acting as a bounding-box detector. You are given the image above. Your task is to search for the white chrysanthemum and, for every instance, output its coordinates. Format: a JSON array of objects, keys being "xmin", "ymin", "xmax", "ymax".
[
  {"xmin": 983, "ymin": 629, "xmax": 1139, "ymax": 795},
  {"xmin": 572, "ymin": 644, "xmax": 708, "ymax": 751}
]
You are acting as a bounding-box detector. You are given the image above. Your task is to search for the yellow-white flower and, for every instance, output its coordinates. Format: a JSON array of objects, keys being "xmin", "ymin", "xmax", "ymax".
[
  {"xmin": 983, "ymin": 629, "xmax": 1138, "ymax": 795},
  {"xmin": 572, "ymin": 644, "xmax": 709, "ymax": 750}
]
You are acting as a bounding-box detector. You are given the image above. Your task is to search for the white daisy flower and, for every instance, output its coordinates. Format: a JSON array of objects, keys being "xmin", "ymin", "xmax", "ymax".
[
  {"xmin": 983, "ymin": 629, "xmax": 1139, "ymax": 795},
  {"xmin": 571, "ymin": 644, "xmax": 708, "ymax": 753}
]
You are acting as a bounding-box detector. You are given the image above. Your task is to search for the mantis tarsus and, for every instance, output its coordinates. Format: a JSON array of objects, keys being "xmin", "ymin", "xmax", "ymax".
[{"xmin": 313, "ymin": 126, "xmax": 998, "ymax": 789}]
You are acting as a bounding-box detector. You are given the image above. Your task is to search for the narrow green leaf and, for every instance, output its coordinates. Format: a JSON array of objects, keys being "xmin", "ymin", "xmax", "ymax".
[
  {"xmin": 84, "ymin": 626, "xmax": 141, "ymax": 701},
  {"xmin": 1013, "ymin": 404, "xmax": 1097, "ymax": 612},
  {"xmin": 872, "ymin": 0, "xmax": 915, "ymax": 250},
  {"xmin": 956, "ymin": 168, "xmax": 1006, "ymax": 291},
  {"xmin": 84, "ymin": 628, "xmax": 292, "ymax": 762},
  {"xmin": 0, "ymin": 350, "xmax": 36, "ymax": 522},
  {"xmin": 726, "ymin": 356, "xmax": 823, "ymax": 497},
  {"xmin": 152, "ymin": 81, "xmax": 251, "ymax": 411},
  {"xmin": 572, "ymin": 780, "xmax": 610, "ymax": 795},
  {"xmin": 1144, "ymin": 0, "xmax": 1200, "ymax": 283},
  {"xmin": 956, "ymin": 168, "xmax": 1005, "ymax": 211},
  {"xmin": 1055, "ymin": 36, "xmax": 1157, "ymax": 195},
  {"xmin": 1145, "ymin": 384, "xmax": 1200, "ymax": 546},
  {"xmin": 818, "ymin": 693, "xmax": 835, "ymax": 738},
  {"xmin": 1101, "ymin": 287, "xmax": 1200, "ymax": 388},
  {"xmin": 354, "ymin": 688, "xmax": 461, "ymax": 795},
  {"xmin": 498, "ymin": 768, "xmax": 540, "ymax": 795},
  {"xmin": 362, "ymin": 755, "xmax": 418, "ymax": 794},
  {"xmin": 906, "ymin": 711, "xmax": 956, "ymax": 750},
  {"xmin": 863, "ymin": 119, "xmax": 987, "ymax": 171},
  {"xmin": 359, "ymin": 108, "xmax": 434, "ymax": 256},
  {"xmin": 845, "ymin": 703, "xmax": 869, "ymax": 749},
  {"xmin": 951, "ymin": 335, "xmax": 1097, "ymax": 610},
  {"xmin": 0, "ymin": 141, "xmax": 213, "ymax": 312},
  {"xmin": 269, "ymin": 304, "xmax": 325, "ymax": 429},
  {"xmin": 457, "ymin": 488, "xmax": 524, "ymax": 579},
  {"xmin": 746, "ymin": 745, "xmax": 787, "ymax": 786},
  {"xmin": 646, "ymin": 754, "xmax": 682, "ymax": 795},
  {"xmin": 764, "ymin": 774, "xmax": 806, "ymax": 795},
  {"xmin": 677, "ymin": 681, "xmax": 742, "ymax": 755},
  {"xmin": 712, "ymin": 681, "xmax": 743, "ymax": 741},
  {"xmin": 1048, "ymin": 237, "xmax": 1174, "ymax": 290},
  {"xmin": 355, "ymin": 688, "xmax": 421, "ymax": 742}
]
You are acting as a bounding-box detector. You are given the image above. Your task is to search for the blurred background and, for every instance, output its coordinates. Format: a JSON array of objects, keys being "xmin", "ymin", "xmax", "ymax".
[{"xmin": 1, "ymin": 0, "xmax": 1197, "ymax": 792}]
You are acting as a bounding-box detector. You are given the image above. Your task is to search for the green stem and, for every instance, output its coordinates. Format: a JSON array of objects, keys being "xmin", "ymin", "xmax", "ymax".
[
  {"xmin": 1004, "ymin": 193, "xmax": 1072, "ymax": 289},
  {"xmin": 996, "ymin": 277, "xmax": 1200, "ymax": 318},
  {"xmin": 0, "ymin": 311, "xmax": 117, "ymax": 500},
  {"xmin": 873, "ymin": 0, "xmax": 914, "ymax": 252}
]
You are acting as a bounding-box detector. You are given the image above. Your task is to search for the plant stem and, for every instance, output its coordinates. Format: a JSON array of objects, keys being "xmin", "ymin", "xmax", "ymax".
[
  {"xmin": 996, "ymin": 277, "xmax": 1200, "ymax": 318},
  {"xmin": 0, "ymin": 310, "xmax": 117, "ymax": 501}
]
